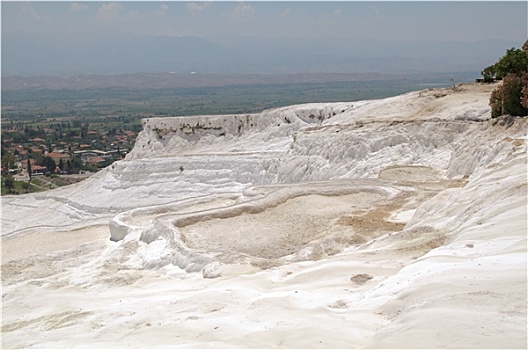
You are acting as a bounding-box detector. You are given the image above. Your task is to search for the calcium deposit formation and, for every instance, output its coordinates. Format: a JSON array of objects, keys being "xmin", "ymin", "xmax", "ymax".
[{"xmin": 2, "ymin": 83, "xmax": 526, "ymax": 349}]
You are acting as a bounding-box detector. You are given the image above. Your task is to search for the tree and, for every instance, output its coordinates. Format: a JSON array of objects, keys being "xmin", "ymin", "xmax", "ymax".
[
  {"xmin": 71, "ymin": 157, "xmax": 82, "ymax": 172},
  {"xmin": 58, "ymin": 158, "xmax": 65, "ymax": 171},
  {"xmin": 40, "ymin": 156, "xmax": 56, "ymax": 174},
  {"xmin": 27, "ymin": 158, "xmax": 32, "ymax": 179},
  {"xmin": 485, "ymin": 41, "xmax": 528, "ymax": 117},
  {"xmin": 521, "ymin": 85, "xmax": 528, "ymax": 109},
  {"xmin": 489, "ymin": 88, "xmax": 503, "ymax": 118},
  {"xmin": 1, "ymin": 141, "xmax": 8, "ymax": 156},
  {"xmin": 490, "ymin": 73, "xmax": 528, "ymax": 117},
  {"xmin": 1, "ymin": 154, "xmax": 15, "ymax": 171},
  {"xmin": 4, "ymin": 175, "xmax": 15, "ymax": 193},
  {"xmin": 66, "ymin": 159, "xmax": 73, "ymax": 174},
  {"xmin": 482, "ymin": 47, "xmax": 528, "ymax": 81},
  {"xmin": 501, "ymin": 74, "xmax": 527, "ymax": 116},
  {"xmin": 21, "ymin": 181, "xmax": 31, "ymax": 193},
  {"xmin": 493, "ymin": 48, "xmax": 528, "ymax": 79}
]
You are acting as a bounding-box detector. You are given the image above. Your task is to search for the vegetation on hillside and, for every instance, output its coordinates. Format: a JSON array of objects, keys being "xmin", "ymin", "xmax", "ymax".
[{"xmin": 483, "ymin": 40, "xmax": 528, "ymax": 117}]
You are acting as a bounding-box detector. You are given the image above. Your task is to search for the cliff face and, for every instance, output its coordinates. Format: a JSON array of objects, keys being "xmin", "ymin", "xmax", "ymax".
[
  {"xmin": 127, "ymin": 102, "xmax": 352, "ymax": 159},
  {"xmin": 2, "ymin": 83, "xmax": 527, "ymax": 348}
]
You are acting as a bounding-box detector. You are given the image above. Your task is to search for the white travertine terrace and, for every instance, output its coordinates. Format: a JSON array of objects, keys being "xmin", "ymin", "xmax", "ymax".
[{"xmin": 2, "ymin": 83, "xmax": 526, "ymax": 348}]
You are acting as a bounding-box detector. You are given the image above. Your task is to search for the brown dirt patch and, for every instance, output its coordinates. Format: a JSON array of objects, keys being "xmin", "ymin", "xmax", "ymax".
[
  {"xmin": 337, "ymin": 191, "xmax": 412, "ymax": 236},
  {"xmin": 350, "ymin": 273, "xmax": 373, "ymax": 285},
  {"xmin": 179, "ymin": 192, "xmax": 386, "ymax": 260}
]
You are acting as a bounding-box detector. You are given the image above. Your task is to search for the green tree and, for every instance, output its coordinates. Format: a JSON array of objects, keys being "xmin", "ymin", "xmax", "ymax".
[
  {"xmin": 493, "ymin": 48, "xmax": 528, "ymax": 79},
  {"xmin": 489, "ymin": 88, "xmax": 502, "ymax": 118},
  {"xmin": 40, "ymin": 156, "xmax": 56, "ymax": 174},
  {"xmin": 21, "ymin": 181, "xmax": 31, "ymax": 193},
  {"xmin": 70, "ymin": 157, "xmax": 83, "ymax": 173},
  {"xmin": 1, "ymin": 153, "xmax": 15, "ymax": 171},
  {"xmin": 58, "ymin": 158, "xmax": 65, "ymax": 171},
  {"xmin": 1, "ymin": 141, "xmax": 8, "ymax": 156},
  {"xmin": 66, "ymin": 159, "xmax": 73, "ymax": 174},
  {"xmin": 27, "ymin": 158, "xmax": 32, "ymax": 179},
  {"xmin": 502, "ymin": 74, "xmax": 528, "ymax": 116},
  {"xmin": 482, "ymin": 46, "xmax": 528, "ymax": 81},
  {"xmin": 521, "ymin": 85, "xmax": 528, "ymax": 109},
  {"xmin": 486, "ymin": 41, "xmax": 528, "ymax": 117},
  {"xmin": 4, "ymin": 175, "xmax": 15, "ymax": 193},
  {"xmin": 490, "ymin": 73, "xmax": 528, "ymax": 117}
]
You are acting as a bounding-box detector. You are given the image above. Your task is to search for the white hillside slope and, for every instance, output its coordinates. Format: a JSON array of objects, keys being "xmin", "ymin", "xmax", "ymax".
[{"xmin": 2, "ymin": 83, "xmax": 526, "ymax": 348}]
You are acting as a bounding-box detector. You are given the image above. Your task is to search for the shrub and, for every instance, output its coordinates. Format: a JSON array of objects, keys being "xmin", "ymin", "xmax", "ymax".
[
  {"xmin": 490, "ymin": 73, "xmax": 528, "ymax": 117},
  {"xmin": 521, "ymin": 85, "xmax": 528, "ymax": 109},
  {"xmin": 489, "ymin": 88, "xmax": 503, "ymax": 118},
  {"xmin": 490, "ymin": 73, "xmax": 528, "ymax": 118},
  {"xmin": 486, "ymin": 40, "xmax": 528, "ymax": 117}
]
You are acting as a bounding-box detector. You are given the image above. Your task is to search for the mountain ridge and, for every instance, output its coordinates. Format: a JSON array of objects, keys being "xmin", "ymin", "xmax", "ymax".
[{"xmin": 2, "ymin": 31, "xmax": 516, "ymax": 76}]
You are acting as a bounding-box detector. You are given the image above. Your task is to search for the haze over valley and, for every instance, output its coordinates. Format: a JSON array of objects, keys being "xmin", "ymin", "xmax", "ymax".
[
  {"xmin": 2, "ymin": 30, "xmax": 519, "ymax": 76},
  {"xmin": 2, "ymin": 1, "xmax": 526, "ymax": 77}
]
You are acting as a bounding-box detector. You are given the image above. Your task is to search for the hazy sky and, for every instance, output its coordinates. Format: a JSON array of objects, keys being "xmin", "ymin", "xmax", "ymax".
[{"xmin": 2, "ymin": 1, "xmax": 527, "ymax": 43}]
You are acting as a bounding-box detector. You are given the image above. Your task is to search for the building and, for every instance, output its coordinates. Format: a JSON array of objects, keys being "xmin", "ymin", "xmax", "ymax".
[{"xmin": 46, "ymin": 151, "xmax": 70, "ymax": 164}]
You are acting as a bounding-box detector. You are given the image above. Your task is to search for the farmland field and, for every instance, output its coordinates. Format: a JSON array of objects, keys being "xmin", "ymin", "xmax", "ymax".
[{"xmin": 1, "ymin": 73, "xmax": 474, "ymax": 122}]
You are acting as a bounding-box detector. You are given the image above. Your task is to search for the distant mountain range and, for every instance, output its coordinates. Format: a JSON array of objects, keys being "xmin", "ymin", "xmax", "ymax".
[{"xmin": 1, "ymin": 31, "xmax": 518, "ymax": 76}]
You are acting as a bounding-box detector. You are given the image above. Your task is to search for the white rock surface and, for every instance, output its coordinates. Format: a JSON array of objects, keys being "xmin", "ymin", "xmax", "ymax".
[{"xmin": 2, "ymin": 83, "xmax": 526, "ymax": 348}]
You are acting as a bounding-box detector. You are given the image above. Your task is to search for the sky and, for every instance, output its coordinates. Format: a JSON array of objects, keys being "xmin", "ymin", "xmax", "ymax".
[{"xmin": 2, "ymin": 1, "xmax": 527, "ymax": 43}]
